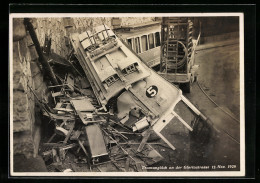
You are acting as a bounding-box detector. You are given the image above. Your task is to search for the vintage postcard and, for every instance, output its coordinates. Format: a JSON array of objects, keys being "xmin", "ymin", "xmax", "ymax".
[{"xmin": 9, "ymin": 12, "xmax": 244, "ymax": 177}]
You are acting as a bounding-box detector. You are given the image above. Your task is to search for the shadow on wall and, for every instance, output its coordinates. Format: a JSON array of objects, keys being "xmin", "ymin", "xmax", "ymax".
[{"xmin": 192, "ymin": 17, "xmax": 239, "ymax": 37}]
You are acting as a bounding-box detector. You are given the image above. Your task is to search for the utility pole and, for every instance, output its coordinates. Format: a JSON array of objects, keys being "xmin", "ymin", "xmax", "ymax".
[{"xmin": 24, "ymin": 18, "xmax": 59, "ymax": 86}]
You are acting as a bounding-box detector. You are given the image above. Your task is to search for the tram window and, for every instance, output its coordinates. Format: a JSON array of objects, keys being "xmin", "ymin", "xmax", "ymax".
[
  {"xmin": 141, "ymin": 35, "xmax": 148, "ymax": 52},
  {"xmin": 155, "ymin": 32, "xmax": 161, "ymax": 47},
  {"xmin": 135, "ymin": 37, "xmax": 141, "ymax": 53},
  {"xmin": 148, "ymin": 33, "xmax": 155, "ymax": 49},
  {"xmin": 127, "ymin": 39, "xmax": 132, "ymax": 49}
]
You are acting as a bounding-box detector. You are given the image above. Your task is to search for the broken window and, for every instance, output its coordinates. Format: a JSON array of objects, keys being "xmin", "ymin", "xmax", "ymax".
[
  {"xmin": 95, "ymin": 25, "xmax": 116, "ymax": 41},
  {"xmin": 104, "ymin": 74, "xmax": 119, "ymax": 86},
  {"xmin": 148, "ymin": 33, "xmax": 155, "ymax": 49},
  {"xmin": 79, "ymin": 31, "xmax": 96, "ymax": 50},
  {"xmin": 122, "ymin": 63, "xmax": 138, "ymax": 75},
  {"xmin": 155, "ymin": 32, "xmax": 161, "ymax": 47},
  {"xmin": 141, "ymin": 35, "xmax": 148, "ymax": 52}
]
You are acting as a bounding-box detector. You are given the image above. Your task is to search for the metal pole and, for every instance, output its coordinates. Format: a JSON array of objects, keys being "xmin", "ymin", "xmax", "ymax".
[{"xmin": 24, "ymin": 18, "xmax": 59, "ymax": 85}]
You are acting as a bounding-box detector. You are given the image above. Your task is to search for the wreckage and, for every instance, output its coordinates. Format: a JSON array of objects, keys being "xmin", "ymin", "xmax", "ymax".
[
  {"xmin": 33, "ymin": 23, "xmax": 208, "ymax": 172},
  {"xmin": 69, "ymin": 25, "xmax": 207, "ymax": 158}
]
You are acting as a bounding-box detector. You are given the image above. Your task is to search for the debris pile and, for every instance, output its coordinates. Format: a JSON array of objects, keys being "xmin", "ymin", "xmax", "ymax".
[
  {"xmin": 24, "ymin": 19, "xmax": 207, "ymax": 172},
  {"xmin": 38, "ymin": 71, "xmax": 164, "ymax": 172},
  {"xmin": 22, "ymin": 18, "xmax": 167, "ymax": 172}
]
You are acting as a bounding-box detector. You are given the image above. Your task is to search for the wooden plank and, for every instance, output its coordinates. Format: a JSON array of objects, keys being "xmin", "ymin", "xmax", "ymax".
[
  {"xmin": 77, "ymin": 139, "xmax": 89, "ymax": 157},
  {"xmin": 153, "ymin": 131, "xmax": 176, "ymax": 151},
  {"xmin": 137, "ymin": 129, "xmax": 152, "ymax": 152},
  {"xmin": 85, "ymin": 124, "xmax": 108, "ymax": 158},
  {"xmin": 42, "ymin": 111, "xmax": 75, "ymax": 120},
  {"xmin": 172, "ymin": 111, "xmax": 193, "ymax": 131},
  {"xmin": 125, "ymin": 157, "xmax": 130, "ymax": 171},
  {"xmin": 70, "ymin": 98, "xmax": 95, "ymax": 112},
  {"xmin": 63, "ymin": 122, "xmax": 75, "ymax": 144}
]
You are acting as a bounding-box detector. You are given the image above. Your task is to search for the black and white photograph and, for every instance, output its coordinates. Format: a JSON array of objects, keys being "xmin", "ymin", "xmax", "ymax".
[{"xmin": 9, "ymin": 13, "xmax": 245, "ymax": 177}]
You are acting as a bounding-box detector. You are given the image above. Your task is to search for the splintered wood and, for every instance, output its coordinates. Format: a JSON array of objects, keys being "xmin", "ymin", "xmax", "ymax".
[
  {"xmin": 40, "ymin": 69, "xmax": 164, "ymax": 172},
  {"xmin": 41, "ymin": 80, "xmax": 165, "ymax": 172}
]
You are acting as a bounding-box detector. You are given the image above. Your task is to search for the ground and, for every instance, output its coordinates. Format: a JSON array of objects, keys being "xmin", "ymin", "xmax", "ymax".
[
  {"xmin": 193, "ymin": 38, "xmax": 240, "ymax": 118},
  {"xmin": 185, "ymin": 38, "xmax": 240, "ymax": 170}
]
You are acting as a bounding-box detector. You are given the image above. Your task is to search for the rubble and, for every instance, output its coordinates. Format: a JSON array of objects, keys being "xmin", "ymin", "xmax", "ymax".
[
  {"xmin": 36, "ymin": 72, "xmax": 165, "ymax": 172},
  {"xmin": 24, "ymin": 19, "xmax": 207, "ymax": 172}
]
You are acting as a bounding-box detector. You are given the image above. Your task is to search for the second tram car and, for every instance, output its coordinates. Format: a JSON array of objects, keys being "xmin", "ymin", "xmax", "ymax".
[{"xmin": 115, "ymin": 21, "xmax": 161, "ymax": 68}]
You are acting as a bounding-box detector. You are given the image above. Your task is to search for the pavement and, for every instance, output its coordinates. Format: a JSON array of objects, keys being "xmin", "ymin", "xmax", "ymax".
[
  {"xmin": 184, "ymin": 38, "xmax": 241, "ymax": 170},
  {"xmin": 196, "ymin": 38, "xmax": 239, "ymax": 52},
  {"xmin": 193, "ymin": 38, "xmax": 240, "ymax": 119}
]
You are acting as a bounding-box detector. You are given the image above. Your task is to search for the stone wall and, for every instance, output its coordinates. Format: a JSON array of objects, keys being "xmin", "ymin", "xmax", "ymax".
[
  {"xmin": 13, "ymin": 18, "xmax": 48, "ymax": 158},
  {"xmin": 200, "ymin": 17, "xmax": 239, "ymax": 37},
  {"xmin": 35, "ymin": 17, "xmax": 155, "ymax": 58}
]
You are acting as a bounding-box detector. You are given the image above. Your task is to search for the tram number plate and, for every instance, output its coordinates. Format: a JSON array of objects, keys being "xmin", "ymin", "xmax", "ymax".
[{"xmin": 146, "ymin": 85, "xmax": 158, "ymax": 98}]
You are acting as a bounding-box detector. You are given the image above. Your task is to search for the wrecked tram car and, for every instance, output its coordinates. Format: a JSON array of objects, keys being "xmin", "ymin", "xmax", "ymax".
[{"xmin": 70, "ymin": 25, "xmax": 207, "ymax": 151}]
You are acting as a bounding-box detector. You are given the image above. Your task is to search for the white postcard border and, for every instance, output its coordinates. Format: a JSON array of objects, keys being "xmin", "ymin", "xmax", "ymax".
[{"xmin": 9, "ymin": 12, "xmax": 245, "ymax": 177}]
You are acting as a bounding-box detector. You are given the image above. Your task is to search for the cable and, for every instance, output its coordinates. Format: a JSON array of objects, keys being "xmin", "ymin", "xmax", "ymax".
[{"xmin": 176, "ymin": 40, "xmax": 188, "ymax": 68}]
